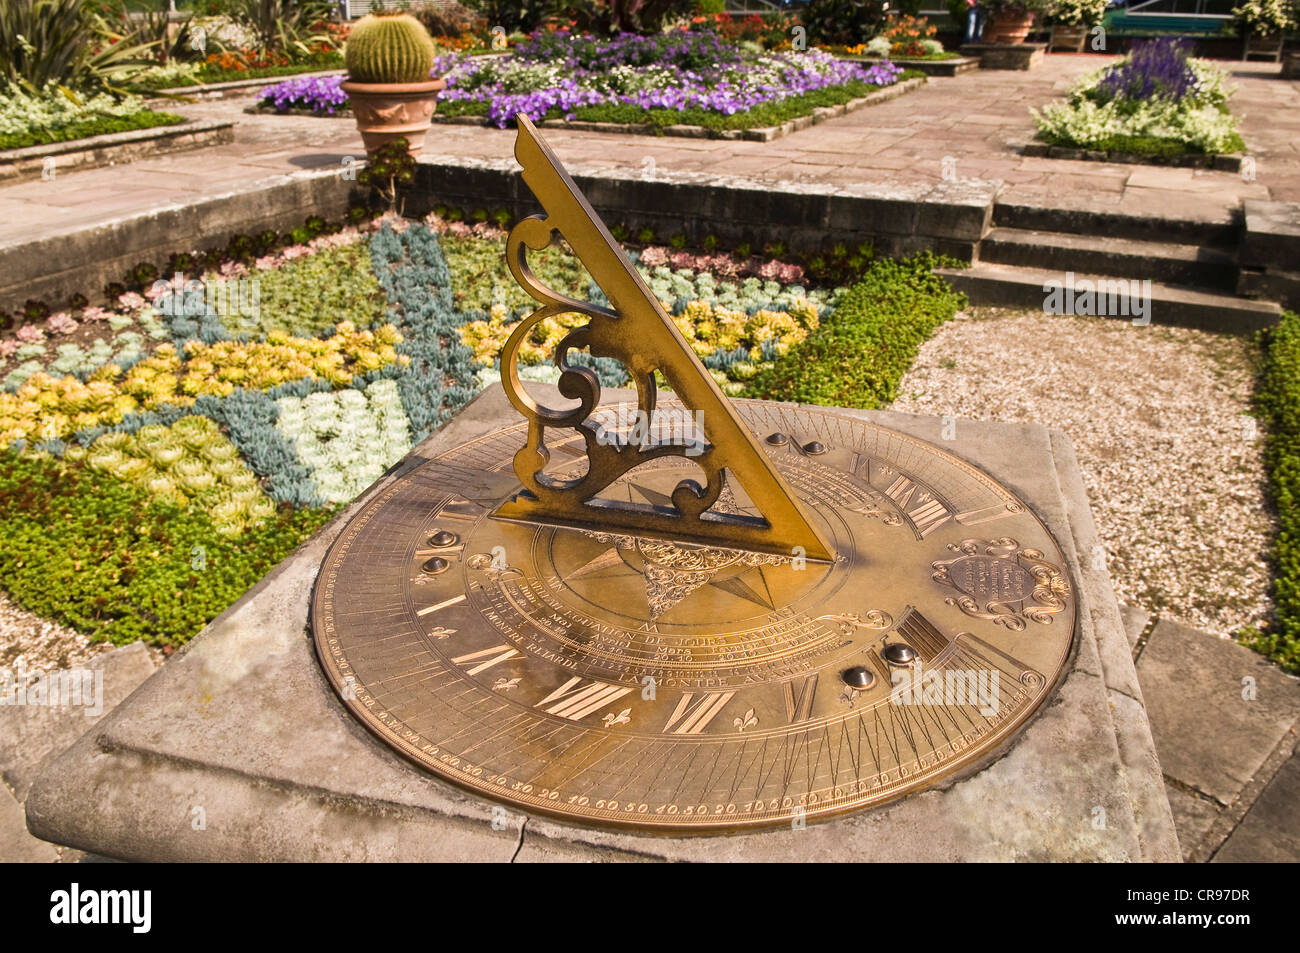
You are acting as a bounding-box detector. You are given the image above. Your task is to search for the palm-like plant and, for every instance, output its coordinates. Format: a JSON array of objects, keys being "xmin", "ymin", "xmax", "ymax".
[
  {"xmin": 221, "ymin": 0, "xmax": 338, "ymax": 59},
  {"xmin": 0, "ymin": 0, "xmax": 156, "ymax": 92}
]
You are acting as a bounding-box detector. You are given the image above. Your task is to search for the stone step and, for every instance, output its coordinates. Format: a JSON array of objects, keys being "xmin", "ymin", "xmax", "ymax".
[
  {"xmin": 0, "ymin": 781, "xmax": 59, "ymax": 862},
  {"xmin": 979, "ymin": 227, "xmax": 1239, "ymax": 290},
  {"xmin": 1134, "ymin": 618, "xmax": 1300, "ymax": 862},
  {"xmin": 1118, "ymin": 603, "xmax": 1151, "ymax": 652},
  {"xmin": 993, "ymin": 199, "xmax": 1239, "ymax": 246},
  {"xmin": 934, "ymin": 262, "xmax": 1281, "ymax": 333},
  {"xmin": 0, "ymin": 641, "xmax": 156, "ymax": 862}
]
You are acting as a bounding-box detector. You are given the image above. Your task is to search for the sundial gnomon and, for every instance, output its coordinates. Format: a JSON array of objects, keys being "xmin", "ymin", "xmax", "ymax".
[{"xmin": 311, "ymin": 117, "xmax": 1077, "ymax": 832}]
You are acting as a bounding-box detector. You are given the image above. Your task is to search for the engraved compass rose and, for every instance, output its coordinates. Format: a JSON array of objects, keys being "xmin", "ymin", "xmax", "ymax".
[
  {"xmin": 309, "ymin": 117, "xmax": 1078, "ymax": 833},
  {"xmin": 561, "ymin": 473, "xmax": 795, "ymax": 620}
]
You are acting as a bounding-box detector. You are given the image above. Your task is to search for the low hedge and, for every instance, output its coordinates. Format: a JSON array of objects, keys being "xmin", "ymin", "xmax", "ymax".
[
  {"xmin": 747, "ymin": 254, "xmax": 966, "ymax": 408},
  {"xmin": 1247, "ymin": 311, "xmax": 1300, "ymax": 672}
]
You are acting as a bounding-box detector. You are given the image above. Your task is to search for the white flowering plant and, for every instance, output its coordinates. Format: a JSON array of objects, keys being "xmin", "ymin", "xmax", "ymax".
[
  {"xmin": 1031, "ymin": 41, "xmax": 1244, "ymax": 155},
  {"xmin": 0, "ymin": 82, "xmax": 149, "ymax": 137},
  {"xmin": 1231, "ymin": 0, "xmax": 1298, "ymax": 34},
  {"xmin": 1045, "ymin": 0, "xmax": 1110, "ymax": 26}
]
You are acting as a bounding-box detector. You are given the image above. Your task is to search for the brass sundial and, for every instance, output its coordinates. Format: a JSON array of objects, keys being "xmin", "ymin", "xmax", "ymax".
[{"xmin": 311, "ymin": 117, "xmax": 1077, "ymax": 833}]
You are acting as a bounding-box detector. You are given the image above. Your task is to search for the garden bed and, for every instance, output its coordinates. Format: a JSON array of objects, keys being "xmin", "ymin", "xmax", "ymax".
[
  {"xmin": 3, "ymin": 212, "xmax": 954, "ymax": 654},
  {"xmin": 258, "ymin": 29, "xmax": 918, "ymax": 137},
  {"xmin": 435, "ymin": 76, "xmax": 924, "ymax": 141},
  {"xmin": 1030, "ymin": 37, "xmax": 1245, "ymax": 161}
]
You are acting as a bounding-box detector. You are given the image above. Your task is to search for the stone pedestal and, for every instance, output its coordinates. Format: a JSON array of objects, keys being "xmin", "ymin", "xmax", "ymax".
[
  {"xmin": 24, "ymin": 385, "xmax": 1180, "ymax": 861},
  {"xmin": 962, "ymin": 42, "xmax": 1047, "ymax": 70}
]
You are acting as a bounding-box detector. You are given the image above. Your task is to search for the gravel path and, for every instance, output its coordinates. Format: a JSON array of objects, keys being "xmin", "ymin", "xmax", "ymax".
[
  {"xmin": 890, "ymin": 308, "xmax": 1274, "ymax": 639},
  {"xmin": 0, "ymin": 591, "xmax": 115, "ymax": 673}
]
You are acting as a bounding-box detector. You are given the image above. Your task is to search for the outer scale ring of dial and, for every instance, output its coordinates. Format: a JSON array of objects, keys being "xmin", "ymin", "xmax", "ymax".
[{"xmin": 310, "ymin": 401, "xmax": 1078, "ymax": 834}]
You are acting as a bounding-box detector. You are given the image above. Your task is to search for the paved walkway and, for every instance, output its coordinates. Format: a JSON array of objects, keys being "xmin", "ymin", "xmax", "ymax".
[
  {"xmin": 2, "ymin": 56, "xmax": 1296, "ymax": 244},
  {"xmin": 1127, "ymin": 609, "xmax": 1300, "ymax": 862}
]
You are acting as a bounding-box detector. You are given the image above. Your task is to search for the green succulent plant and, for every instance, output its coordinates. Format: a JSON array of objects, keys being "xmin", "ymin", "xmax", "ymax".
[{"xmin": 344, "ymin": 12, "xmax": 435, "ymax": 85}]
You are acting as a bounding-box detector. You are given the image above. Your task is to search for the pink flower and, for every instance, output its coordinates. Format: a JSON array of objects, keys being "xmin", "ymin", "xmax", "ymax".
[
  {"xmin": 48, "ymin": 312, "xmax": 78, "ymax": 335},
  {"xmin": 81, "ymin": 306, "xmax": 110, "ymax": 322},
  {"xmin": 0, "ymin": 339, "xmax": 18, "ymax": 359},
  {"xmin": 16, "ymin": 324, "xmax": 44, "ymax": 343},
  {"xmin": 255, "ymin": 255, "xmax": 281, "ymax": 270},
  {"xmin": 638, "ymin": 246, "xmax": 668, "ymax": 268},
  {"xmin": 668, "ymin": 251, "xmax": 696, "ymax": 270},
  {"xmin": 470, "ymin": 221, "xmax": 505, "ymax": 239},
  {"xmin": 117, "ymin": 291, "xmax": 147, "ymax": 310},
  {"xmin": 708, "ymin": 255, "xmax": 741, "ymax": 278}
]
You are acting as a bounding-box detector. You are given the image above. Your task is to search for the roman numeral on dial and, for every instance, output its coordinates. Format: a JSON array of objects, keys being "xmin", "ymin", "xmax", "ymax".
[
  {"xmin": 451, "ymin": 644, "xmax": 520, "ymax": 675},
  {"xmin": 663, "ymin": 691, "xmax": 736, "ymax": 734},
  {"xmin": 782, "ymin": 674, "xmax": 819, "ymax": 723},
  {"xmin": 884, "ymin": 476, "xmax": 951, "ymax": 538},
  {"xmin": 535, "ymin": 677, "xmax": 632, "ymax": 721}
]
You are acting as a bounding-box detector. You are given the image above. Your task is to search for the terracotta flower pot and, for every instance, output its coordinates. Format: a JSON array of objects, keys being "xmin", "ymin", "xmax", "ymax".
[
  {"xmin": 986, "ymin": 10, "xmax": 1036, "ymax": 44},
  {"xmin": 341, "ymin": 78, "xmax": 446, "ymax": 155}
]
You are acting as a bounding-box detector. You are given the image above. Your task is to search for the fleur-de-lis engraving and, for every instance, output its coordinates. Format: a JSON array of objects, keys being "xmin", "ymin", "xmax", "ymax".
[
  {"xmin": 493, "ymin": 677, "xmax": 522, "ymax": 692},
  {"xmin": 734, "ymin": 708, "xmax": 759, "ymax": 732},
  {"xmin": 602, "ymin": 708, "xmax": 631, "ymax": 727},
  {"xmin": 428, "ymin": 627, "xmax": 457, "ymax": 639}
]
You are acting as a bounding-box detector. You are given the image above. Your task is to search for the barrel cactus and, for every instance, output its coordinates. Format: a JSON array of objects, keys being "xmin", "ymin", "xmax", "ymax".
[{"xmin": 344, "ymin": 12, "xmax": 436, "ymax": 85}]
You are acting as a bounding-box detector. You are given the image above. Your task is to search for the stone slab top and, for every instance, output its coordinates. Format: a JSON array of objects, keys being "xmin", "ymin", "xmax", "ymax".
[
  {"xmin": 0, "ymin": 120, "xmax": 236, "ymax": 163},
  {"xmin": 24, "ymin": 385, "xmax": 1178, "ymax": 862}
]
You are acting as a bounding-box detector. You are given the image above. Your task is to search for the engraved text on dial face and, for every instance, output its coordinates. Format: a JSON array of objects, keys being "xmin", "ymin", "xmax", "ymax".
[{"xmin": 312, "ymin": 401, "xmax": 1077, "ymax": 832}]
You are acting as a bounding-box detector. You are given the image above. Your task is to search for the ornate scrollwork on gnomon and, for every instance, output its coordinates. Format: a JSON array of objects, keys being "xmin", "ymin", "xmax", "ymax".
[{"xmin": 489, "ymin": 116, "xmax": 833, "ymax": 561}]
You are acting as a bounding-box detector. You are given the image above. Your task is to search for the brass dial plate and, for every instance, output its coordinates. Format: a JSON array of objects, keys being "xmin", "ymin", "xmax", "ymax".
[{"xmin": 312, "ymin": 400, "xmax": 1077, "ymax": 833}]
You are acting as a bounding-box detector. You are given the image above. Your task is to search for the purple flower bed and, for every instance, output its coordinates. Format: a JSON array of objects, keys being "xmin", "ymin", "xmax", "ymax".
[
  {"xmin": 1094, "ymin": 37, "xmax": 1197, "ymax": 104},
  {"xmin": 258, "ymin": 75, "xmax": 349, "ymax": 115},
  {"xmin": 436, "ymin": 41, "xmax": 903, "ymax": 129},
  {"xmin": 264, "ymin": 32, "xmax": 906, "ymax": 131}
]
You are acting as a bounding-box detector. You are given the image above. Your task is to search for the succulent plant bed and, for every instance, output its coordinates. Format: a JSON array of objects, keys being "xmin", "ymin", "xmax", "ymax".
[{"xmin": 2, "ymin": 210, "xmax": 964, "ymax": 655}]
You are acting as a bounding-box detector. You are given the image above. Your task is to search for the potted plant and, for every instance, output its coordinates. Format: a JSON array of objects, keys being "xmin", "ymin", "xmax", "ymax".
[
  {"xmin": 1046, "ymin": 0, "xmax": 1109, "ymax": 51},
  {"xmin": 979, "ymin": 0, "xmax": 1051, "ymax": 43},
  {"xmin": 341, "ymin": 11, "xmax": 445, "ymax": 155},
  {"xmin": 1232, "ymin": 0, "xmax": 1296, "ymax": 61}
]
